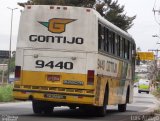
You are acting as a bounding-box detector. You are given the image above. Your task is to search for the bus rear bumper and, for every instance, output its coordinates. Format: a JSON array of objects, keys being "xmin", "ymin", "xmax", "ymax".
[{"xmin": 13, "ymin": 89, "xmax": 96, "ymax": 106}]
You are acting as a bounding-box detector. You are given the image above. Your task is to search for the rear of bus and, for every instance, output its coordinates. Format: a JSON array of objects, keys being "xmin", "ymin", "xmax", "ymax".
[{"xmin": 13, "ymin": 5, "xmax": 99, "ymax": 109}]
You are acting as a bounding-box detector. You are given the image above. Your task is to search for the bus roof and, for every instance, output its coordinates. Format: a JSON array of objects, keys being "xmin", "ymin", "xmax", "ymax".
[{"xmin": 92, "ymin": 8, "xmax": 135, "ymax": 44}]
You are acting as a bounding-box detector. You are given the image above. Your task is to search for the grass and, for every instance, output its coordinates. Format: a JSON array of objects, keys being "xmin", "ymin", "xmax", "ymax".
[{"xmin": 0, "ymin": 84, "xmax": 14, "ymax": 102}]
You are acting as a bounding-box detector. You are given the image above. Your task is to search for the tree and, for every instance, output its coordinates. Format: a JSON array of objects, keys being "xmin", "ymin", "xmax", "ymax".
[
  {"xmin": 18, "ymin": 0, "xmax": 95, "ymax": 8},
  {"xmin": 96, "ymin": 0, "xmax": 136, "ymax": 31},
  {"xmin": 18, "ymin": 0, "xmax": 136, "ymax": 31}
]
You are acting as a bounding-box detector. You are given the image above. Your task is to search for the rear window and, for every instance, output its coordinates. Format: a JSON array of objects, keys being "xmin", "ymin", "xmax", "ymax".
[{"xmin": 139, "ymin": 79, "xmax": 150, "ymax": 85}]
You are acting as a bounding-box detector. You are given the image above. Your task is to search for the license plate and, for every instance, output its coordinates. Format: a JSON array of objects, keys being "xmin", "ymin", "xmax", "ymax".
[
  {"xmin": 44, "ymin": 94, "xmax": 66, "ymax": 99},
  {"xmin": 47, "ymin": 75, "xmax": 60, "ymax": 82}
]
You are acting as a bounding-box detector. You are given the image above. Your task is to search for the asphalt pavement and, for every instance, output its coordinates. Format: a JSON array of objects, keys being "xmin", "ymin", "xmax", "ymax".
[{"xmin": 0, "ymin": 87, "xmax": 159, "ymax": 121}]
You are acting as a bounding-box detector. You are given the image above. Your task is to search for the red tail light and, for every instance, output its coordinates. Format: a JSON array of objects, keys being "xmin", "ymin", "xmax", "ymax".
[
  {"xmin": 87, "ymin": 70, "xmax": 94, "ymax": 85},
  {"xmin": 15, "ymin": 66, "xmax": 21, "ymax": 79}
]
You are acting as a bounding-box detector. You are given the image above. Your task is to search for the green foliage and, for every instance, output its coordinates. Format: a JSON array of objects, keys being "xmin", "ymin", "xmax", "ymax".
[
  {"xmin": 134, "ymin": 74, "xmax": 140, "ymax": 82},
  {"xmin": 98, "ymin": 0, "xmax": 136, "ymax": 31},
  {"xmin": 0, "ymin": 58, "xmax": 7, "ymax": 64},
  {"xmin": 18, "ymin": 0, "xmax": 60, "ymax": 6},
  {"xmin": 18, "ymin": 0, "xmax": 136, "ymax": 31},
  {"xmin": 0, "ymin": 56, "xmax": 15, "ymax": 83},
  {"xmin": 0, "ymin": 85, "xmax": 14, "ymax": 102},
  {"xmin": 18, "ymin": 0, "xmax": 95, "ymax": 7}
]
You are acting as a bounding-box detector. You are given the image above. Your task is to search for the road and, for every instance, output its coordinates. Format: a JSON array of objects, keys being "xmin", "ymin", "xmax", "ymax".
[{"xmin": 0, "ymin": 87, "xmax": 159, "ymax": 121}]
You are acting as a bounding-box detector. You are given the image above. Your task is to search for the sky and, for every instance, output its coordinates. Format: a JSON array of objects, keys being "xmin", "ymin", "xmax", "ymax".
[
  {"xmin": 0, "ymin": 0, "xmax": 26, "ymax": 51},
  {"xmin": 0, "ymin": 0, "xmax": 160, "ymax": 53},
  {"xmin": 118, "ymin": 0, "xmax": 160, "ymax": 52}
]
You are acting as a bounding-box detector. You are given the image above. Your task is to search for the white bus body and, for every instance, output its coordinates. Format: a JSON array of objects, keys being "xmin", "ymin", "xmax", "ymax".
[{"xmin": 13, "ymin": 5, "xmax": 136, "ymax": 116}]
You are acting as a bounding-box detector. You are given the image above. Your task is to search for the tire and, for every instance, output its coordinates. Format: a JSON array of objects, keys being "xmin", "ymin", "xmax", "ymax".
[
  {"xmin": 44, "ymin": 106, "xmax": 53, "ymax": 114},
  {"xmin": 118, "ymin": 87, "xmax": 129, "ymax": 112},
  {"xmin": 118, "ymin": 104, "xmax": 126, "ymax": 112},
  {"xmin": 146, "ymin": 91, "xmax": 149, "ymax": 94},
  {"xmin": 138, "ymin": 90, "xmax": 141, "ymax": 93},
  {"xmin": 32, "ymin": 100, "xmax": 43, "ymax": 114},
  {"xmin": 69, "ymin": 106, "xmax": 76, "ymax": 110},
  {"xmin": 96, "ymin": 85, "xmax": 108, "ymax": 117},
  {"xmin": 32, "ymin": 100, "xmax": 53, "ymax": 114},
  {"xmin": 95, "ymin": 105, "xmax": 107, "ymax": 117}
]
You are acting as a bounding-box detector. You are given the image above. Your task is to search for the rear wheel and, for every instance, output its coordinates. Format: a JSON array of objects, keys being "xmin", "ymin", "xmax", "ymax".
[
  {"xmin": 96, "ymin": 85, "xmax": 108, "ymax": 117},
  {"xmin": 118, "ymin": 104, "xmax": 126, "ymax": 112},
  {"xmin": 95, "ymin": 105, "xmax": 107, "ymax": 117},
  {"xmin": 32, "ymin": 100, "xmax": 53, "ymax": 114},
  {"xmin": 44, "ymin": 106, "xmax": 53, "ymax": 114},
  {"xmin": 118, "ymin": 87, "xmax": 129, "ymax": 112},
  {"xmin": 32, "ymin": 100, "xmax": 43, "ymax": 114}
]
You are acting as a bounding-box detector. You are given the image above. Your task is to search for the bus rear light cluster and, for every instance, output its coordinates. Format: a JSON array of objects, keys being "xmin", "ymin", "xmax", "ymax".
[
  {"xmin": 15, "ymin": 66, "xmax": 21, "ymax": 79},
  {"xmin": 87, "ymin": 70, "xmax": 95, "ymax": 85}
]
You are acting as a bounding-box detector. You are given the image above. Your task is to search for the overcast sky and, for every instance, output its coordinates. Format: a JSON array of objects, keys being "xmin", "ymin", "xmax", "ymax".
[
  {"xmin": 0, "ymin": 0, "xmax": 160, "ymax": 53},
  {"xmin": 118, "ymin": 0, "xmax": 160, "ymax": 52}
]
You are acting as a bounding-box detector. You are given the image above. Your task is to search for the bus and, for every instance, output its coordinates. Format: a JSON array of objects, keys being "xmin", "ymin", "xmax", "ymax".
[{"xmin": 13, "ymin": 5, "xmax": 136, "ymax": 116}]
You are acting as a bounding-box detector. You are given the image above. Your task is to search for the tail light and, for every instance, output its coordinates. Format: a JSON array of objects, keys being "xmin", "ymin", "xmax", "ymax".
[
  {"xmin": 15, "ymin": 66, "xmax": 21, "ymax": 79},
  {"xmin": 87, "ymin": 70, "xmax": 95, "ymax": 85}
]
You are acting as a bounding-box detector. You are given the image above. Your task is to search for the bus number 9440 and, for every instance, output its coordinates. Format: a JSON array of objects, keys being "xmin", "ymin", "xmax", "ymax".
[{"xmin": 35, "ymin": 60, "xmax": 73, "ymax": 70}]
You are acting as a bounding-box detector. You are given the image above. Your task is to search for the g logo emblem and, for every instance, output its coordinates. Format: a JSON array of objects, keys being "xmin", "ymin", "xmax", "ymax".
[{"xmin": 39, "ymin": 18, "xmax": 76, "ymax": 33}]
